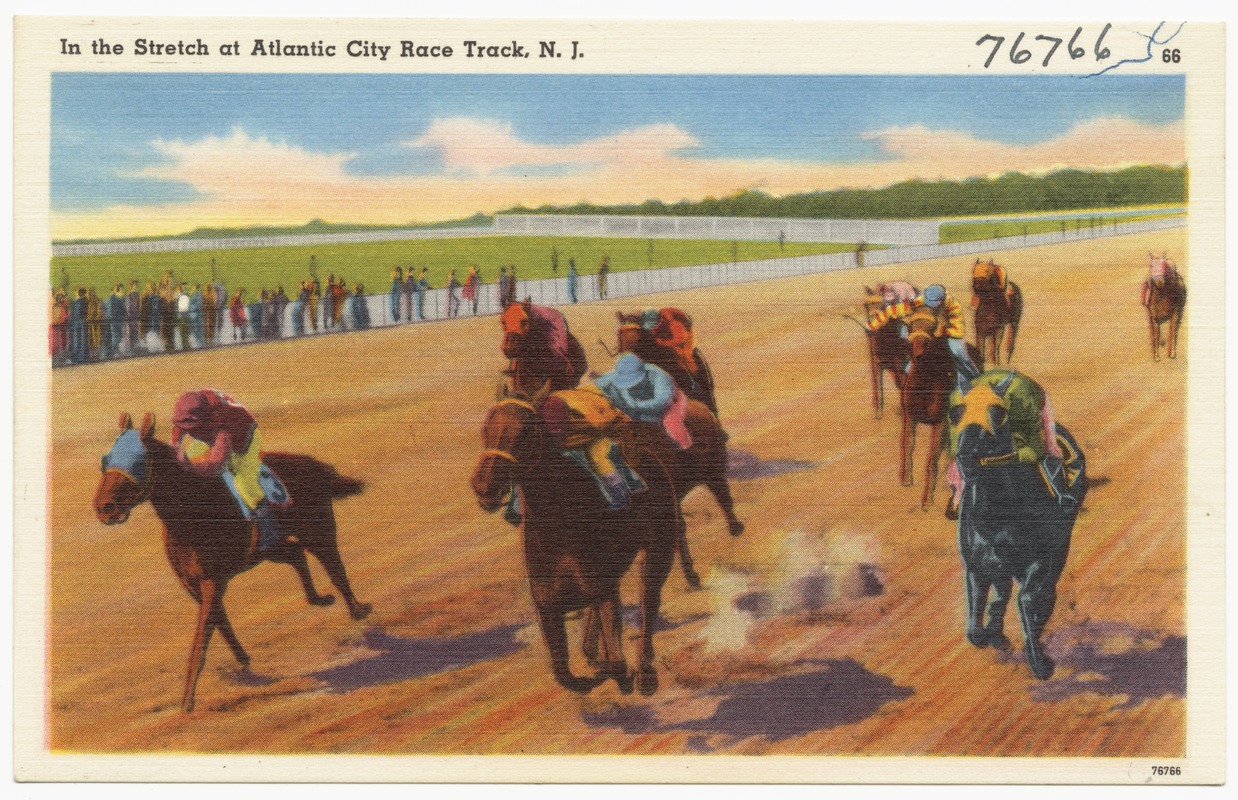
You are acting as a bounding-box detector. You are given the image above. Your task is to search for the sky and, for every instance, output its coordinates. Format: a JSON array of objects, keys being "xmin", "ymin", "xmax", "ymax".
[{"xmin": 50, "ymin": 73, "xmax": 1186, "ymax": 240}]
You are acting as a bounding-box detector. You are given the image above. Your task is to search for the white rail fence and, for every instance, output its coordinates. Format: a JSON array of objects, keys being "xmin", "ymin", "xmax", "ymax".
[{"xmin": 51, "ymin": 215, "xmax": 1184, "ymax": 368}]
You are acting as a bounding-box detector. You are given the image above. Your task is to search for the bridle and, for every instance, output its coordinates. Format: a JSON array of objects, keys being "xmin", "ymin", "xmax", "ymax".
[{"xmin": 481, "ymin": 397, "xmax": 542, "ymax": 470}]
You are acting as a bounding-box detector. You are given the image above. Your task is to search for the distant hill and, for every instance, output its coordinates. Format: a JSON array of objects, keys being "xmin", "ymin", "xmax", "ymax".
[
  {"xmin": 499, "ymin": 165, "xmax": 1187, "ymax": 220},
  {"xmin": 53, "ymin": 213, "xmax": 495, "ymax": 247}
]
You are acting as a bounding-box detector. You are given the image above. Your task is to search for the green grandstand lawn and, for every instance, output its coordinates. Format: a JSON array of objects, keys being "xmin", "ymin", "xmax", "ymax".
[
  {"xmin": 51, "ymin": 236, "xmax": 857, "ymax": 297},
  {"xmin": 939, "ymin": 212, "xmax": 1184, "ymax": 244}
]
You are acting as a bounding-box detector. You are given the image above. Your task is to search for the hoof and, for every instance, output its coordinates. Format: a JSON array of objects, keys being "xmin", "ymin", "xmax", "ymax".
[
  {"xmin": 348, "ymin": 602, "xmax": 373, "ymax": 620},
  {"xmin": 920, "ymin": 502, "xmax": 931, "ymax": 513},
  {"xmin": 311, "ymin": 593, "xmax": 335, "ymax": 607},
  {"xmin": 1026, "ymin": 648, "xmax": 1056, "ymax": 680},
  {"xmin": 986, "ymin": 633, "xmax": 1012, "ymax": 651},
  {"xmin": 684, "ymin": 571, "xmax": 702, "ymax": 590},
  {"xmin": 728, "ymin": 519, "xmax": 745, "ymax": 537},
  {"xmin": 966, "ymin": 629, "xmax": 987, "ymax": 648},
  {"xmin": 555, "ymin": 673, "xmax": 604, "ymax": 694},
  {"xmin": 944, "ymin": 499, "xmax": 959, "ymax": 521},
  {"xmin": 636, "ymin": 669, "xmax": 659, "ymax": 696},
  {"xmin": 901, "ymin": 478, "xmax": 913, "ymax": 487},
  {"xmin": 614, "ymin": 672, "xmax": 635, "ymax": 695}
]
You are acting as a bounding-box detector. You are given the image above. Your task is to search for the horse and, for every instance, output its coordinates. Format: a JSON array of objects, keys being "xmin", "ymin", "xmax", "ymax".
[
  {"xmin": 859, "ymin": 284, "xmax": 915, "ymax": 420},
  {"xmin": 949, "ymin": 371, "xmax": 1086, "ymax": 680},
  {"xmin": 1143, "ymin": 254, "xmax": 1186, "ymax": 361},
  {"xmin": 615, "ymin": 309, "xmax": 719, "ymax": 415},
  {"xmin": 470, "ymin": 387, "xmax": 681, "ymax": 695},
  {"xmin": 500, "ymin": 298, "xmax": 589, "ymax": 396},
  {"xmin": 93, "ymin": 412, "xmax": 372, "ymax": 712},
  {"xmin": 971, "ymin": 259, "xmax": 1023, "ymax": 366},
  {"xmin": 900, "ymin": 307, "xmax": 983, "ymax": 511}
]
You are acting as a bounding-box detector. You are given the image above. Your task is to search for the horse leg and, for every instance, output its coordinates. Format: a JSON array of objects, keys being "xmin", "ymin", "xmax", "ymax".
[
  {"xmin": 1005, "ymin": 322, "xmax": 1018, "ymax": 364},
  {"xmin": 210, "ymin": 598, "xmax": 251, "ymax": 669},
  {"xmin": 900, "ymin": 413, "xmax": 915, "ymax": 487},
  {"xmin": 581, "ymin": 604, "xmax": 601, "ymax": 666},
  {"xmin": 1148, "ymin": 315, "xmax": 1161, "ymax": 362},
  {"xmin": 636, "ymin": 547, "xmax": 675, "ymax": 696},
  {"xmin": 920, "ymin": 423, "xmax": 945, "ymax": 511},
  {"xmin": 963, "ymin": 568, "xmax": 991, "ymax": 648},
  {"xmin": 706, "ymin": 474, "xmax": 745, "ymax": 538},
  {"xmin": 870, "ymin": 341, "xmax": 883, "ymax": 420},
  {"xmin": 536, "ymin": 604, "xmax": 602, "ymax": 693},
  {"xmin": 1169, "ymin": 312, "xmax": 1181, "ymax": 359},
  {"xmin": 182, "ymin": 578, "xmax": 220, "ymax": 712},
  {"xmin": 675, "ymin": 514, "xmax": 702, "ymax": 589},
  {"xmin": 993, "ymin": 328, "xmax": 1005, "ymax": 366},
  {"xmin": 1016, "ymin": 563, "xmax": 1058, "ymax": 680},
  {"xmin": 305, "ymin": 516, "xmax": 371, "ymax": 620},
  {"xmin": 981, "ymin": 576, "xmax": 1013, "ymax": 650},
  {"xmin": 595, "ymin": 593, "xmax": 634, "ymax": 694},
  {"xmin": 284, "ymin": 548, "xmax": 335, "ymax": 607}
]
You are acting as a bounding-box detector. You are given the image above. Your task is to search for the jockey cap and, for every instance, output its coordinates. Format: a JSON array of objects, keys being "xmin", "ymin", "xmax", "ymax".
[
  {"xmin": 612, "ymin": 353, "xmax": 650, "ymax": 390},
  {"xmin": 923, "ymin": 285, "xmax": 946, "ymax": 308}
]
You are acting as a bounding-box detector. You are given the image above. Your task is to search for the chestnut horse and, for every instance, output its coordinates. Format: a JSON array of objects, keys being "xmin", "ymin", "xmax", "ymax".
[
  {"xmin": 971, "ymin": 260, "xmax": 1023, "ymax": 366},
  {"xmin": 860, "ymin": 284, "xmax": 914, "ymax": 420},
  {"xmin": 1143, "ymin": 255, "xmax": 1186, "ymax": 361},
  {"xmin": 93, "ymin": 413, "xmax": 372, "ymax": 712},
  {"xmin": 470, "ymin": 388, "xmax": 681, "ymax": 695},
  {"xmin": 615, "ymin": 309, "xmax": 719, "ymax": 415},
  {"xmin": 500, "ymin": 298, "xmax": 588, "ymax": 395},
  {"xmin": 901, "ymin": 309, "xmax": 983, "ymax": 511}
]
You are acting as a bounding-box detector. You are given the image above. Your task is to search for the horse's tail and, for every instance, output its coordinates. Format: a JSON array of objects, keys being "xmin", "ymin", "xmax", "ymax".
[
  {"xmin": 326, "ymin": 470, "xmax": 365, "ymax": 499},
  {"xmin": 264, "ymin": 452, "xmax": 365, "ymax": 500}
]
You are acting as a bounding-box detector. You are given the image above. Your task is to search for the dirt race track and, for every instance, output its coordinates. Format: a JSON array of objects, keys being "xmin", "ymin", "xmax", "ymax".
[{"xmin": 47, "ymin": 231, "xmax": 1187, "ymax": 758}]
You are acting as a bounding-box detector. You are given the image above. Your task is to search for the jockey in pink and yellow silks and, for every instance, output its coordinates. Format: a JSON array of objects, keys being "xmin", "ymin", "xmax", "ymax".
[{"xmin": 172, "ymin": 389, "xmax": 288, "ymax": 551}]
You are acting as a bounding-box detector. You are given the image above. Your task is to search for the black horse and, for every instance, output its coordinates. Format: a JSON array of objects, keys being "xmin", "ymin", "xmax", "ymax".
[{"xmin": 949, "ymin": 371, "xmax": 1086, "ymax": 680}]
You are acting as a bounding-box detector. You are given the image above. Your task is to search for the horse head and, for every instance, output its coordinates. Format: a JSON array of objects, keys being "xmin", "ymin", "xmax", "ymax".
[
  {"xmin": 949, "ymin": 372, "xmax": 1017, "ymax": 479},
  {"xmin": 500, "ymin": 298, "xmax": 534, "ymax": 358},
  {"xmin": 616, "ymin": 311, "xmax": 645, "ymax": 354},
  {"xmin": 471, "ymin": 384, "xmax": 546, "ymax": 513},
  {"xmin": 94, "ymin": 412, "xmax": 156, "ymax": 525},
  {"xmin": 971, "ymin": 260, "xmax": 1002, "ymax": 294}
]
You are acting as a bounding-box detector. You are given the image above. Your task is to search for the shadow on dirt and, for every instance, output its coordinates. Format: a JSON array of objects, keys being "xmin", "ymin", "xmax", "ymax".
[
  {"xmin": 310, "ymin": 624, "xmax": 528, "ymax": 693},
  {"xmin": 1030, "ymin": 622, "xmax": 1185, "ymax": 709},
  {"xmin": 583, "ymin": 658, "xmax": 913, "ymax": 742},
  {"xmin": 726, "ymin": 449, "xmax": 817, "ymax": 480}
]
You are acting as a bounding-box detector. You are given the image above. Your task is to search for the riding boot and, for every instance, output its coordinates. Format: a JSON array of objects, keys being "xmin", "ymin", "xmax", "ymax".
[
  {"xmin": 503, "ymin": 484, "xmax": 523, "ymax": 527},
  {"xmin": 608, "ymin": 443, "xmax": 648, "ymax": 494},
  {"xmin": 254, "ymin": 502, "xmax": 281, "ymax": 552},
  {"xmin": 599, "ymin": 471, "xmax": 631, "ymax": 511}
]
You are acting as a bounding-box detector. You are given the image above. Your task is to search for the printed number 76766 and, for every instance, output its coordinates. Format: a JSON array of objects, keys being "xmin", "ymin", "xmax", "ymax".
[
  {"xmin": 1151, "ymin": 766, "xmax": 1182, "ymax": 776},
  {"xmin": 976, "ymin": 24, "xmax": 1112, "ymax": 68}
]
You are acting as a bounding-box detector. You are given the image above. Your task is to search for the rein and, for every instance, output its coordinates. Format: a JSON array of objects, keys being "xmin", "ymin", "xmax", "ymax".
[{"xmin": 978, "ymin": 451, "xmax": 1018, "ymax": 467}]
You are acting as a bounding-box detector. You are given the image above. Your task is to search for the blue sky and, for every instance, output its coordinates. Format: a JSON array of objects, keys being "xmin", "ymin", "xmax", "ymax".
[{"xmin": 49, "ymin": 73, "xmax": 1186, "ymax": 237}]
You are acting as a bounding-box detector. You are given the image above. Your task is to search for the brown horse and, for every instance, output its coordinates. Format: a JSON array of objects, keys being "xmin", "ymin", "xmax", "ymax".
[
  {"xmin": 500, "ymin": 298, "xmax": 588, "ymax": 395},
  {"xmin": 971, "ymin": 260, "xmax": 1023, "ymax": 366},
  {"xmin": 93, "ymin": 413, "xmax": 372, "ymax": 712},
  {"xmin": 470, "ymin": 389, "xmax": 681, "ymax": 695},
  {"xmin": 860, "ymin": 285, "xmax": 914, "ymax": 420},
  {"xmin": 615, "ymin": 309, "xmax": 719, "ymax": 415},
  {"xmin": 901, "ymin": 309, "xmax": 983, "ymax": 511},
  {"xmin": 1143, "ymin": 256, "xmax": 1186, "ymax": 361}
]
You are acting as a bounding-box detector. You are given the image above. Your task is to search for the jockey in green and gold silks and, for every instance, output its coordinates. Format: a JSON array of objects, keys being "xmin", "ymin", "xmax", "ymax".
[
  {"xmin": 946, "ymin": 370, "xmax": 1068, "ymax": 513},
  {"xmin": 868, "ymin": 284, "xmax": 979, "ymax": 380}
]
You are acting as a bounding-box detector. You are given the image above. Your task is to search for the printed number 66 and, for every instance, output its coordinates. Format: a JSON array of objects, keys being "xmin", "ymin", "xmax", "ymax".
[{"xmin": 1162, "ymin": 49, "xmax": 1181, "ymax": 63}]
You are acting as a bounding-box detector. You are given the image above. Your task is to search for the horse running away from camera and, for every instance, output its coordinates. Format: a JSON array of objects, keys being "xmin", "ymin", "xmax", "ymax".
[
  {"xmin": 614, "ymin": 308, "xmax": 720, "ymax": 416},
  {"xmin": 1142, "ymin": 253, "xmax": 1186, "ymax": 362},
  {"xmin": 971, "ymin": 259, "xmax": 1023, "ymax": 366},
  {"xmin": 500, "ymin": 298, "xmax": 589, "ymax": 395},
  {"xmin": 93, "ymin": 412, "xmax": 371, "ymax": 712},
  {"xmin": 859, "ymin": 283, "xmax": 915, "ymax": 420},
  {"xmin": 949, "ymin": 371, "xmax": 1086, "ymax": 680},
  {"xmin": 470, "ymin": 385, "xmax": 681, "ymax": 695}
]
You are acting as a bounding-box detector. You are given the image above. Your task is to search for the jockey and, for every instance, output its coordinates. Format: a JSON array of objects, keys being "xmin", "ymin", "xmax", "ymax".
[
  {"xmin": 867, "ymin": 284, "xmax": 980, "ymax": 381},
  {"xmin": 595, "ymin": 353, "xmax": 691, "ymax": 448},
  {"xmin": 171, "ymin": 389, "xmax": 290, "ymax": 551},
  {"xmin": 1142, "ymin": 253, "xmax": 1179, "ymax": 306},
  {"xmin": 971, "ymin": 259, "xmax": 1016, "ymax": 308},
  {"xmin": 946, "ymin": 370, "xmax": 1069, "ymax": 517}
]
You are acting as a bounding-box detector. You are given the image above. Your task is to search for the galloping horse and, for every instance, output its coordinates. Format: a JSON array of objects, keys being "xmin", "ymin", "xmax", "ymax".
[
  {"xmin": 901, "ymin": 308, "xmax": 983, "ymax": 511},
  {"xmin": 860, "ymin": 283, "xmax": 915, "ymax": 420},
  {"xmin": 949, "ymin": 371, "xmax": 1086, "ymax": 680},
  {"xmin": 1143, "ymin": 253, "xmax": 1186, "ymax": 361},
  {"xmin": 93, "ymin": 413, "xmax": 372, "ymax": 712},
  {"xmin": 971, "ymin": 259, "xmax": 1023, "ymax": 366},
  {"xmin": 470, "ymin": 387, "xmax": 681, "ymax": 695},
  {"xmin": 615, "ymin": 308, "xmax": 719, "ymax": 415},
  {"xmin": 500, "ymin": 298, "xmax": 588, "ymax": 395}
]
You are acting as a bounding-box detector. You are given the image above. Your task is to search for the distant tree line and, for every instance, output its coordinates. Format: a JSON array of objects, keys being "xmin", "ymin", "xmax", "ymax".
[{"xmin": 500, "ymin": 165, "xmax": 1187, "ymax": 220}]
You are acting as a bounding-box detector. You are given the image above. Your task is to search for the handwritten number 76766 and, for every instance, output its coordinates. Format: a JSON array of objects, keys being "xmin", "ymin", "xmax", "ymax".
[{"xmin": 977, "ymin": 24, "xmax": 1111, "ymax": 68}]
